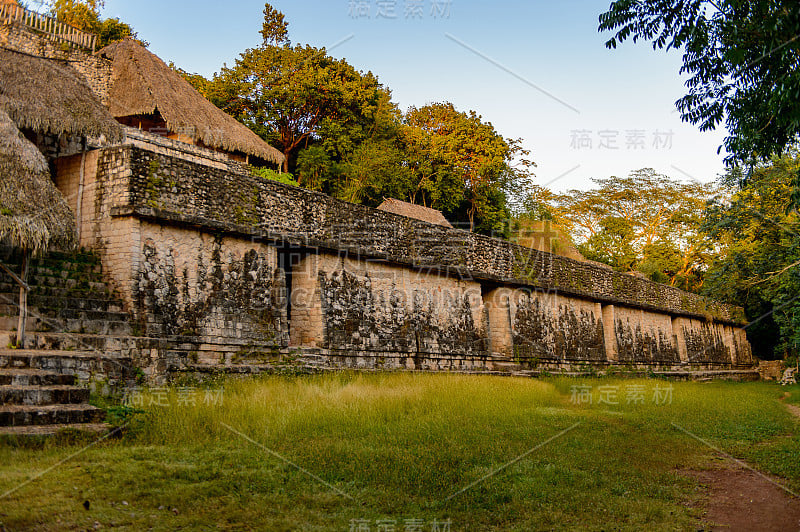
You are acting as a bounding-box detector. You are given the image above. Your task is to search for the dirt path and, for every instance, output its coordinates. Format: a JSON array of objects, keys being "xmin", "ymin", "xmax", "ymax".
[
  {"xmin": 782, "ymin": 391, "xmax": 800, "ymax": 419},
  {"xmin": 687, "ymin": 465, "xmax": 800, "ymax": 531},
  {"xmin": 685, "ymin": 393, "xmax": 800, "ymax": 531}
]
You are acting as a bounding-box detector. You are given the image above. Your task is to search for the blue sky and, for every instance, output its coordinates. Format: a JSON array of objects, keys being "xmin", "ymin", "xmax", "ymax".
[{"xmin": 101, "ymin": 0, "xmax": 728, "ymax": 192}]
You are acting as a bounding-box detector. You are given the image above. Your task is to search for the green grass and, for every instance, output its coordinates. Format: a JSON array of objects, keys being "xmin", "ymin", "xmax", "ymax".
[{"xmin": 0, "ymin": 374, "xmax": 798, "ymax": 531}]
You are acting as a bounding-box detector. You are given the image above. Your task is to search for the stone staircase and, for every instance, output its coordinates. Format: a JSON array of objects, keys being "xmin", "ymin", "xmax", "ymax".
[{"xmin": 0, "ymin": 251, "xmax": 135, "ymax": 435}]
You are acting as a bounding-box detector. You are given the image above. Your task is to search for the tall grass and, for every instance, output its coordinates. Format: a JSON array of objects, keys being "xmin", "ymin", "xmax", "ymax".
[{"xmin": 0, "ymin": 374, "xmax": 797, "ymax": 531}]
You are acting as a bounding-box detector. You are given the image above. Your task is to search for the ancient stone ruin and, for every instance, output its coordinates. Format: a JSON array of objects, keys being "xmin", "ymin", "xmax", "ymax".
[{"xmin": 0, "ymin": 10, "xmax": 756, "ymax": 432}]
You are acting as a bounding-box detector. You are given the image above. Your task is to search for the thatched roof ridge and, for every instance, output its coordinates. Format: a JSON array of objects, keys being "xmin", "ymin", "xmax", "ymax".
[
  {"xmin": 377, "ymin": 198, "xmax": 453, "ymax": 228},
  {"xmin": 0, "ymin": 48, "xmax": 123, "ymax": 142},
  {"xmin": 99, "ymin": 39, "xmax": 285, "ymax": 164},
  {"xmin": 0, "ymin": 109, "xmax": 75, "ymax": 255}
]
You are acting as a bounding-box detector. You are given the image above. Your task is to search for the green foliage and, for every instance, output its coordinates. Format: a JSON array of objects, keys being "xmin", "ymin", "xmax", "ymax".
[
  {"xmin": 580, "ymin": 216, "xmax": 638, "ymax": 271},
  {"xmin": 47, "ymin": 0, "xmax": 142, "ymax": 47},
  {"xmin": 518, "ymin": 169, "xmax": 716, "ymax": 290},
  {"xmin": 404, "ymin": 102, "xmax": 533, "ymax": 233},
  {"xmin": 295, "ymin": 145, "xmax": 334, "ymax": 191},
  {"xmin": 198, "ymin": 5, "xmax": 534, "ymax": 236},
  {"xmin": 260, "ymin": 2, "xmax": 289, "ymax": 47},
  {"xmin": 252, "ymin": 166, "xmax": 299, "ymax": 187},
  {"xmin": 704, "ymin": 153, "xmax": 800, "ymax": 359},
  {"xmin": 207, "ymin": 37, "xmax": 398, "ymax": 174},
  {"xmin": 599, "ymin": 1, "xmax": 800, "ymax": 206},
  {"xmin": 44, "ymin": 0, "xmax": 141, "ymax": 47},
  {"xmin": 335, "ymin": 138, "xmax": 412, "ymax": 205}
]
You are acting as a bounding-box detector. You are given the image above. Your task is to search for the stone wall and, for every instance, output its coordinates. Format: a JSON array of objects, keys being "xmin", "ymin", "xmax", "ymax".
[
  {"xmin": 136, "ymin": 222, "xmax": 287, "ymax": 361},
  {"xmin": 53, "ymin": 143, "xmax": 754, "ymax": 377},
  {"xmin": 122, "ymin": 145, "xmax": 745, "ymax": 324},
  {"xmin": 55, "ymin": 147, "xmax": 289, "ymax": 377},
  {"xmin": 0, "ymin": 23, "xmax": 113, "ymax": 104},
  {"xmin": 510, "ymin": 289, "xmax": 606, "ymax": 363}
]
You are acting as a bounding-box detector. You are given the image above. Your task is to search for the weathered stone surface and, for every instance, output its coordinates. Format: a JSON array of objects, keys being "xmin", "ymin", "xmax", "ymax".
[
  {"xmin": 108, "ymin": 145, "xmax": 745, "ymax": 324},
  {"xmin": 56, "ymin": 136, "xmax": 755, "ymax": 378}
]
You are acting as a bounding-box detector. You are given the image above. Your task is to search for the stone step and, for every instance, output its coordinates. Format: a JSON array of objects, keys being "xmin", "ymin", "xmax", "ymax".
[
  {"xmin": 0, "ymin": 315, "xmax": 132, "ymax": 336},
  {"xmin": 0, "ymin": 274, "xmax": 105, "ymax": 293},
  {"xmin": 0, "ymin": 368, "xmax": 76, "ymax": 386},
  {"xmin": 0, "ymin": 385, "xmax": 89, "ymax": 406},
  {"xmin": 0, "ymin": 422, "xmax": 114, "ymax": 437},
  {"xmin": 182, "ymin": 363, "xmax": 322, "ymax": 376},
  {"xmin": 0, "ymin": 258, "xmax": 102, "ymax": 277},
  {"xmin": 5, "ymin": 331, "xmax": 136, "ymax": 353},
  {"xmin": 0, "ymin": 295, "xmax": 124, "ymax": 314},
  {"xmin": 0, "ymin": 282, "xmax": 110, "ymax": 298},
  {"xmin": 0, "ymin": 349, "xmax": 133, "ymax": 385},
  {"xmin": 0, "ymin": 403, "xmax": 105, "ymax": 426}
]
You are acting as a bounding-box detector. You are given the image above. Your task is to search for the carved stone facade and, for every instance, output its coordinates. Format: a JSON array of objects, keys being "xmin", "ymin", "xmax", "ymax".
[{"xmin": 50, "ymin": 140, "xmax": 754, "ymax": 379}]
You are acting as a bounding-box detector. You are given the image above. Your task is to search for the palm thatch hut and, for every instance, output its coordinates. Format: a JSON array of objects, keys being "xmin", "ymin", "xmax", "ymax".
[
  {"xmin": 0, "ymin": 108, "xmax": 78, "ymax": 346},
  {"xmin": 377, "ymin": 198, "xmax": 453, "ymax": 228},
  {"xmin": 98, "ymin": 38, "xmax": 285, "ymax": 166},
  {"xmin": 0, "ymin": 110, "xmax": 75, "ymax": 254},
  {"xmin": 0, "ymin": 48, "xmax": 123, "ymax": 143}
]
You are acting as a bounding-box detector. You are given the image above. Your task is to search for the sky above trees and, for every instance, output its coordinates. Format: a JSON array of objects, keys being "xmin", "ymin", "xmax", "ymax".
[{"xmin": 100, "ymin": 0, "xmax": 729, "ymax": 192}]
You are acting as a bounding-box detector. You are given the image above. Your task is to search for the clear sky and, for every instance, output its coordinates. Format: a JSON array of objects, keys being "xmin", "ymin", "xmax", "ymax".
[{"xmin": 102, "ymin": 0, "xmax": 729, "ymax": 192}]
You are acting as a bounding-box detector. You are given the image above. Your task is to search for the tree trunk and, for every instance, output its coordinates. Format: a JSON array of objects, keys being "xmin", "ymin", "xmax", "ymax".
[
  {"xmin": 468, "ymin": 203, "xmax": 475, "ymax": 232},
  {"xmin": 16, "ymin": 251, "xmax": 29, "ymax": 349}
]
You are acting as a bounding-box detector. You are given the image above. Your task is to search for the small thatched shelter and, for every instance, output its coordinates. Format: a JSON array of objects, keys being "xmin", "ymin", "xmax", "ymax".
[
  {"xmin": 377, "ymin": 198, "xmax": 453, "ymax": 228},
  {"xmin": 98, "ymin": 38, "xmax": 285, "ymax": 165},
  {"xmin": 0, "ymin": 108, "xmax": 78, "ymax": 346},
  {"xmin": 0, "ymin": 109, "xmax": 75, "ymax": 255},
  {"xmin": 0, "ymin": 48, "xmax": 123, "ymax": 142}
]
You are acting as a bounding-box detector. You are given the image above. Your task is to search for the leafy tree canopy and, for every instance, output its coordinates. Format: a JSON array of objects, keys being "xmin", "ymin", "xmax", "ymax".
[
  {"xmin": 208, "ymin": 41, "xmax": 398, "ymax": 174},
  {"xmin": 599, "ymin": 1, "xmax": 800, "ymax": 205},
  {"xmin": 704, "ymin": 153, "xmax": 800, "ymax": 359},
  {"xmin": 47, "ymin": 0, "xmax": 143, "ymax": 47},
  {"xmin": 404, "ymin": 103, "xmax": 532, "ymax": 232},
  {"xmin": 182, "ymin": 3, "xmax": 534, "ymax": 236},
  {"xmin": 516, "ymin": 169, "xmax": 716, "ymax": 291}
]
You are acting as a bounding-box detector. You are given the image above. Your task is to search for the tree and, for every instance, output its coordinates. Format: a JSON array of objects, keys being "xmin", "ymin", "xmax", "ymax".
[
  {"xmin": 336, "ymin": 139, "xmax": 412, "ymax": 205},
  {"xmin": 404, "ymin": 103, "xmax": 532, "ymax": 232},
  {"xmin": 599, "ymin": 1, "xmax": 800, "ymax": 206},
  {"xmin": 704, "ymin": 153, "xmax": 800, "ymax": 360},
  {"xmin": 518, "ymin": 169, "xmax": 717, "ymax": 289},
  {"xmin": 190, "ymin": 3, "xmax": 533, "ymax": 235},
  {"xmin": 210, "ymin": 41, "xmax": 397, "ymax": 174},
  {"xmin": 48, "ymin": 0, "xmax": 141, "ymax": 47},
  {"xmin": 260, "ymin": 2, "xmax": 289, "ymax": 46}
]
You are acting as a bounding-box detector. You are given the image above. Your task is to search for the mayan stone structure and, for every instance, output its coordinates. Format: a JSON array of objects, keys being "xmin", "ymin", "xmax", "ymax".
[
  {"xmin": 48, "ymin": 138, "xmax": 753, "ymax": 380},
  {"xmin": 0, "ymin": 17, "xmax": 755, "ymax": 383}
]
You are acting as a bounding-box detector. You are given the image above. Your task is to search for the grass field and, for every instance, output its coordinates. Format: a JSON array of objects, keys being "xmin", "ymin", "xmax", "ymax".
[{"xmin": 1, "ymin": 373, "xmax": 799, "ymax": 531}]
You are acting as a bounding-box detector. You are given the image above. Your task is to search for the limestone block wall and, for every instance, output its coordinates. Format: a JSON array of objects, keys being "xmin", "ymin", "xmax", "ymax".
[
  {"xmin": 51, "ymin": 143, "xmax": 755, "ymax": 376},
  {"xmin": 55, "ymin": 146, "xmax": 287, "ymax": 375},
  {"xmin": 320, "ymin": 254, "xmax": 484, "ymax": 354},
  {"xmin": 136, "ymin": 223, "xmax": 287, "ymax": 352},
  {"xmin": 0, "ymin": 24, "xmax": 113, "ymax": 104},
  {"xmin": 122, "ymin": 145, "xmax": 746, "ymax": 325},
  {"xmin": 674, "ymin": 317, "xmax": 752, "ymax": 366},
  {"xmin": 509, "ymin": 289, "xmax": 606, "ymax": 363},
  {"xmin": 613, "ymin": 306, "xmax": 680, "ymax": 365}
]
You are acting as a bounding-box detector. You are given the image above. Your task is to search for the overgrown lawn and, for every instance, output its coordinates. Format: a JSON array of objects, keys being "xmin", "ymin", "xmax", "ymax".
[{"xmin": 0, "ymin": 374, "xmax": 797, "ymax": 530}]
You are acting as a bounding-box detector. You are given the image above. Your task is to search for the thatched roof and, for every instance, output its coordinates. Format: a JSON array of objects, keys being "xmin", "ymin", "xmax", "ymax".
[
  {"xmin": 0, "ymin": 48, "xmax": 123, "ymax": 142},
  {"xmin": 99, "ymin": 39, "xmax": 285, "ymax": 164},
  {"xmin": 0, "ymin": 109, "xmax": 75, "ymax": 255},
  {"xmin": 377, "ymin": 198, "xmax": 453, "ymax": 228}
]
